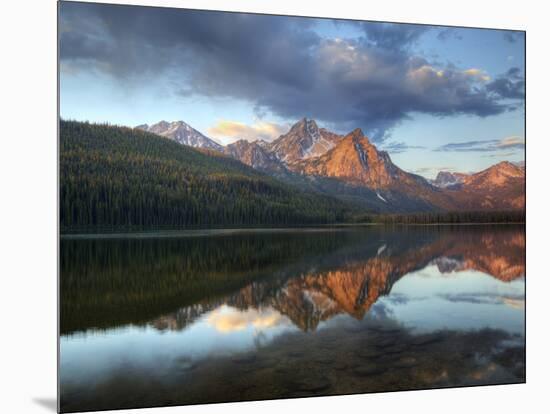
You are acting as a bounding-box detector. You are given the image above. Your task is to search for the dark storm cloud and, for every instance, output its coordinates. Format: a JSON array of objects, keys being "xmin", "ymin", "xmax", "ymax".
[
  {"xmin": 60, "ymin": 2, "xmax": 319, "ymax": 88},
  {"xmin": 359, "ymin": 22, "xmax": 429, "ymax": 50},
  {"xmin": 436, "ymin": 28, "xmax": 463, "ymax": 41},
  {"xmin": 503, "ymin": 31, "xmax": 524, "ymax": 43},
  {"xmin": 59, "ymin": 2, "xmax": 525, "ymax": 142},
  {"xmin": 486, "ymin": 67, "xmax": 525, "ymax": 100}
]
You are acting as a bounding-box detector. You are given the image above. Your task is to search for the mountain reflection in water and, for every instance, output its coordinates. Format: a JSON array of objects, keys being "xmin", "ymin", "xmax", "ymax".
[{"xmin": 60, "ymin": 225, "xmax": 525, "ymax": 413}]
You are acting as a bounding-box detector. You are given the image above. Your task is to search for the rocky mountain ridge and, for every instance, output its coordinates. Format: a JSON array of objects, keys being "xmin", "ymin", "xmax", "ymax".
[
  {"xmin": 135, "ymin": 118, "xmax": 525, "ymax": 212},
  {"xmin": 136, "ymin": 120, "xmax": 223, "ymax": 151}
]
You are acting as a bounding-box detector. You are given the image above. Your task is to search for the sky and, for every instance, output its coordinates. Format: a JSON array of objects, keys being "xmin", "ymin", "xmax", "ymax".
[{"xmin": 59, "ymin": 1, "xmax": 525, "ymax": 179}]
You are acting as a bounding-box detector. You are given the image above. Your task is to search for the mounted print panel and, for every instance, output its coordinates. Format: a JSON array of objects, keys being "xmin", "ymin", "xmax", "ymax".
[{"xmin": 58, "ymin": 1, "xmax": 525, "ymax": 412}]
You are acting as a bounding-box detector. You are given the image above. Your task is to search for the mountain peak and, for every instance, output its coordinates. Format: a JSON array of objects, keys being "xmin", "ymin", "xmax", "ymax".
[
  {"xmin": 297, "ymin": 126, "xmax": 417, "ymax": 190},
  {"xmin": 457, "ymin": 160, "xmax": 525, "ymax": 196},
  {"xmin": 344, "ymin": 128, "xmax": 367, "ymax": 142},
  {"xmin": 138, "ymin": 119, "xmax": 223, "ymax": 151},
  {"xmin": 288, "ymin": 118, "xmax": 319, "ymax": 134},
  {"xmin": 493, "ymin": 160, "xmax": 523, "ymax": 171},
  {"xmin": 482, "ymin": 160, "xmax": 525, "ymax": 176},
  {"xmin": 493, "ymin": 160, "xmax": 513, "ymax": 168},
  {"xmin": 156, "ymin": 120, "xmax": 171, "ymax": 128},
  {"xmin": 270, "ymin": 118, "xmax": 343, "ymax": 163},
  {"xmin": 432, "ymin": 171, "xmax": 465, "ymax": 188}
]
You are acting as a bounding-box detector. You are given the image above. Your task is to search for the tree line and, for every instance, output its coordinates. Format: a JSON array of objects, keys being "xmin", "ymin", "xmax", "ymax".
[{"xmin": 352, "ymin": 210, "xmax": 525, "ymax": 224}]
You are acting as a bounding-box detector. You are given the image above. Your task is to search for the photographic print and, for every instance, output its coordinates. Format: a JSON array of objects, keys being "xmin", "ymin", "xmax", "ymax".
[{"xmin": 58, "ymin": 1, "xmax": 525, "ymax": 412}]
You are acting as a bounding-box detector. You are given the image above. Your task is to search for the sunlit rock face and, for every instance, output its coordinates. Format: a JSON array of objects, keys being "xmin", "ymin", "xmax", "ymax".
[
  {"xmin": 294, "ymin": 128, "xmax": 431, "ymax": 190},
  {"xmin": 441, "ymin": 161, "xmax": 525, "ymax": 210}
]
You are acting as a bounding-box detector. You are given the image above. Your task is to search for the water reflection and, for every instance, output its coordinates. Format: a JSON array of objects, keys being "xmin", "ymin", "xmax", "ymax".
[{"xmin": 60, "ymin": 225, "xmax": 525, "ymax": 412}]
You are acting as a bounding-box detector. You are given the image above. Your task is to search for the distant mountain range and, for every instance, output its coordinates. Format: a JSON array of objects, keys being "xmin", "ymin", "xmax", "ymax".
[{"xmin": 135, "ymin": 118, "xmax": 525, "ymax": 212}]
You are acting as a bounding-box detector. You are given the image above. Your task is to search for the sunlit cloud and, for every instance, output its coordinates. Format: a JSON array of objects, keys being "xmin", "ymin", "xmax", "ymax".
[
  {"xmin": 463, "ymin": 68, "xmax": 491, "ymax": 82},
  {"xmin": 496, "ymin": 136, "xmax": 524, "ymax": 148},
  {"xmin": 207, "ymin": 306, "xmax": 287, "ymax": 333},
  {"xmin": 501, "ymin": 297, "xmax": 524, "ymax": 310},
  {"xmin": 208, "ymin": 120, "xmax": 289, "ymax": 145}
]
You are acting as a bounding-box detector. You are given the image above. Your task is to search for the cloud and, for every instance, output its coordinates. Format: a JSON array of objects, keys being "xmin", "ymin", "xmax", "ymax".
[
  {"xmin": 381, "ymin": 141, "xmax": 425, "ymax": 153},
  {"xmin": 207, "ymin": 120, "xmax": 289, "ymax": 143},
  {"xmin": 59, "ymin": 2, "xmax": 525, "ymax": 142},
  {"xmin": 486, "ymin": 67, "xmax": 525, "ymax": 99},
  {"xmin": 437, "ymin": 28, "xmax": 463, "ymax": 41},
  {"xmin": 435, "ymin": 136, "xmax": 525, "ymax": 152},
  {"xmin": 207, "ymin": 306, "xmax": 286, "ymax": 333},
  {"xmin": 463, "ymin": 68, "xmax": 491, "ymax": 82},
  {"xmin": 482, "ymin": 152, "xmax": 520, "ymax": 158},
  {"xmin": 410, "ymin": 166, "xmax": 455, "ymax": 178},
  {"xmin": 359, "ymin": 22, "xmax": 429, "ymax": 50},
  {"xmin": 413, "ymin": 167, "xmax": 437, "ymax": 174},
  {"xmin": 503, "ymin": 31, "xmax": 524, "ymax": 43}
]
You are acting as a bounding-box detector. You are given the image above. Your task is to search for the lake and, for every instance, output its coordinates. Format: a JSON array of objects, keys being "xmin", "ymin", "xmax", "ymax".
[{"xmin": 59, "ymin": 225, "xmax": 525, "ymax": 412}]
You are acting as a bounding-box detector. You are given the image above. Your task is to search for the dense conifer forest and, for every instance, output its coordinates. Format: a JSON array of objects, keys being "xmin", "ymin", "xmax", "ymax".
[{"xmin": 60, "ymin": 120, "xmax": 356, "ymax": 230}]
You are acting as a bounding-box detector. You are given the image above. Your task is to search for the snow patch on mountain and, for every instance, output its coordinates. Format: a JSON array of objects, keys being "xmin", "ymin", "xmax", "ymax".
[{"xmin": 376, "ymin": 192, "xmax": 387, "ymax": 203}]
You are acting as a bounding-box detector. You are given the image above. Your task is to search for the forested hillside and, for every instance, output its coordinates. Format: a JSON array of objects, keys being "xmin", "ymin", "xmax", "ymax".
[{"xmin": 60, "ymin": 121, "xmax": 357, "ymax": 230}]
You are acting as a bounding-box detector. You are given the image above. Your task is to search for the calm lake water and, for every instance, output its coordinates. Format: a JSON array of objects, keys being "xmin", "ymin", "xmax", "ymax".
[{"xmin": 59, "ymin": 225, "xmax": 525, "ymax": 412}]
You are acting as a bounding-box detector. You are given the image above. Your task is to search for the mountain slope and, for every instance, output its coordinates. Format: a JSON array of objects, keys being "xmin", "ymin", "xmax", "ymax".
[
  {"xmin": 137, "ymin": 120, "xmax": 223, "ymax": 151},
  {"xmin": 431, "ymin": 171, "xmax": 468, "ymax": 188},
  {"xmin": 60, "ymin": 120, "xmax": 358, "ymax": 229},
  {"xmin": 443, "ymin": 161, "xmax": 525, "ymax": 210},
  {"xmin": 223, "ymin": 139, "xmax": 287, "ymax": 174},
  {"xmin": 292, "ymin": 128, "xmax": 453, "ymax": 211},
  {"xmin": 133, "ymin": 117, "xmax": 523, "ymax": 214}
]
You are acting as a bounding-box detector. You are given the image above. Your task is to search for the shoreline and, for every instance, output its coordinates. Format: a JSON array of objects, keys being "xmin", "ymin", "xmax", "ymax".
[{"xmin": 60, "ymin": 222, "xmax": 525, "ymax": 239}]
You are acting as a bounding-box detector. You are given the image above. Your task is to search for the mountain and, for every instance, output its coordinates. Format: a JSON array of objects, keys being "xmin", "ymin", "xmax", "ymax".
[
  {"xmin": 128, "ymin": 117, "xmax": 524, "ymax": 213},
  {"xmin": 442, "ymin": 161, "xmax": 525, "ymax": 210},
  {"xmin": 294, "ymin": 128, "xmax": 413, "ymax": 188},
  {"xmin": 461, "ymin": 161, "xmax": 525, "ymax": 188},
  {"xmin": 60, "ymin": 120, "xmax": 357, "ymax": 229},
  {"xmin": 431, "ymin": 171, "xmax": 468, "ymax": 188},
  {"xmin": 268, "ymin": 118, "xmax": 343, "ymax": 164},
  {"xmin": 223, "ymin": 139, "xmax": 286, "ymax": 174},
  {"xmin": 136, "ymin": 120, "xmax": 223, "ymax": 151},
  {"xmin": 292, "ymin": 128, "xmax": 452, "ymax": 211}
]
